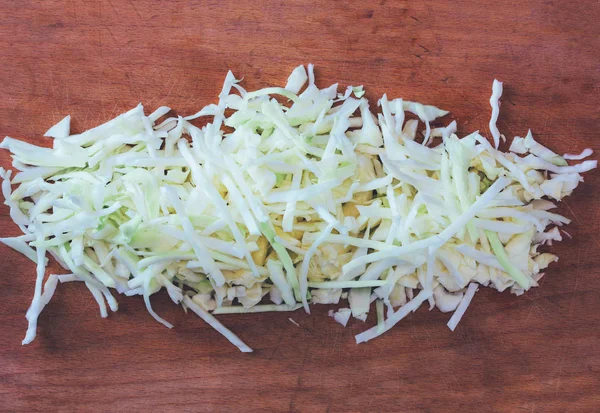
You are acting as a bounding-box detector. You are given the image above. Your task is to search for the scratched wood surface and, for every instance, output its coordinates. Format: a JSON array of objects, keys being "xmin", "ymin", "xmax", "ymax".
[{"xmin": 1, "ymin": 1, "xmax": 599, "ymax": 412}]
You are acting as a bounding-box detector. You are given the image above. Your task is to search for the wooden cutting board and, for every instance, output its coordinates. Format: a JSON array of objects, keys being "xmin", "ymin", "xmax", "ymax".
[{"xmin": 1, "ymin": 1, "xmax": 598, "ymax": 411}]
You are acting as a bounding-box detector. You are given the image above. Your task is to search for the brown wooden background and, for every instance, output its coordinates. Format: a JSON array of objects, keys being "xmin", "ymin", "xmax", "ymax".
[{"xmin": 1, "ymin": 1, "xmax": 599, "ymax": 412}]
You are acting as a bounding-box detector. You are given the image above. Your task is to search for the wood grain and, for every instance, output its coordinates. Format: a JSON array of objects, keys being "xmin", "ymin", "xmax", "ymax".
[{"xmin": 1, "ymin": 1, "xmax": 599, "ymax": 412}]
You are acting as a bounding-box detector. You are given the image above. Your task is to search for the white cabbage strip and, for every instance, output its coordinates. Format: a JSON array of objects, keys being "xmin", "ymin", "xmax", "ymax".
[{"xmin": 0, "ymin": 65, "xmax": 595, "ymax": 351}]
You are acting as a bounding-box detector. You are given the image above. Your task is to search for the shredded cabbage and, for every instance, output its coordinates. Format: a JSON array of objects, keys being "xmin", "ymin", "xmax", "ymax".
[{"xmin": 0, "ymin": 65, "xmax": 595, "ymax": 351}]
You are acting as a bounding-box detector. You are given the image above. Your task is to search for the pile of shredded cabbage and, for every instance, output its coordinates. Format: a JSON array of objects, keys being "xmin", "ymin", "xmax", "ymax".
[{"xmin": 0, "ymin": 65, "xmax": 595, "ymax": 352}]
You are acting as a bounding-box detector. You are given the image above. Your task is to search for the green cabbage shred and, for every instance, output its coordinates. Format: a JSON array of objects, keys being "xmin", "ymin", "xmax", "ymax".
[{"xmin": 0, "ymin": 65, "xmax": 595, "ymax": 351}]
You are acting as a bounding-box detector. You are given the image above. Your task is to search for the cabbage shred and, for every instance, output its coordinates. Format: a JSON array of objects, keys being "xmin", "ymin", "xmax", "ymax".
[{"xmin": 0, "ymin": 65, "xmax": 595, "ymax": 352}]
